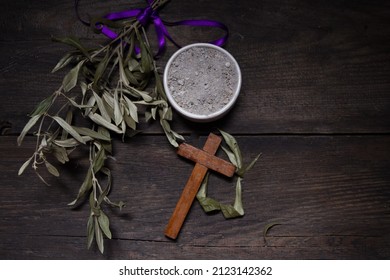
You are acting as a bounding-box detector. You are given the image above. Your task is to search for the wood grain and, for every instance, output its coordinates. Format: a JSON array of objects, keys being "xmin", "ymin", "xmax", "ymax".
[
  {"xmin": 0, "ymin": 0, "xmax": 389, "ymax": 260},
  {"xmin": 1, "ymin": 0, "xmax": 390, "ymax": 134},
  {"xmin": 0, "ymin": 135, "xmax": 389, "ymax": 259}
]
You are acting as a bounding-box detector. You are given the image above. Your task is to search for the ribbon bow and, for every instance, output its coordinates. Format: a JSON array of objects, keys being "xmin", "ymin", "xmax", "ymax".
[{"xmin": 76, "ymin": 0, "xmax": 229, "ymax": 58}]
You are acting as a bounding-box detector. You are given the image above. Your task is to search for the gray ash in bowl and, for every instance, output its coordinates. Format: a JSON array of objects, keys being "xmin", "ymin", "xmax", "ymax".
[{"xmin": 166, "ymin": 46, "xmax": 239, "ymax": 116}]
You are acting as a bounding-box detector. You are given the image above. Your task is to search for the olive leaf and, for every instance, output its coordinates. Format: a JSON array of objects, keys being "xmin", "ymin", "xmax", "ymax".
[
  {"xmin": 87, "ymin": 214, "xmax": 94, "ymax": 249},
  {"xmin": 17, "ymin": 114, "xmax": 40, "ymax": 146},
  {"xmin": 52, "ymin": 52, "xmax": 75, "ymax": 73},
  {"xmin": 196, "ymin": 173, "xmax": 221, "ymax": 213},
  {"xmin": 94, "ymin": 216, "xmax": 104, "ymax": 254},
  {"xmin": 88, "ymin": 113, "xmax": 123, "ymax": 134},
  {"xmin": 52, "ymin": 116, "xmax": 86, "ymax": 144},
  {"xmin": 29, "ymin": 95, "xmax": 54, "ymax": 117},
  {"xmin": 98, "ymin": 211, "xmax": 112, "ymax": 239},
  {"xmin": 44, "ymin": 160, "xmax": 60, "ymax": 177},
  {"xmin": 197, "ymin": 131, "xmax": 260, "ymax": 219},
  {"xmin": 62, "ymin": 60, "xmax": 85, "ymax": 92},
  {"xmin": 52, "ymin": 36, "xmax": 92, "ymax": 60},
  {"xmin": 72, "ymin": 126, "xmax": 111, "ymax": 141},
  {"xmin": 18, "ymin": 156, "xmax": 33, "ymax": 176},
  {"xmin": 18, "ymin": 3, "xmax": 184, "ymax": 254},
  {"xmin": 219, "ymin": 129, "xmax": 242, "ymax": 169}
]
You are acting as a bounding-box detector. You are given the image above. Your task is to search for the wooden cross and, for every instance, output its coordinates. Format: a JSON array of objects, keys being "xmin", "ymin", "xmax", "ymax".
[{"xmin": 164, "ymin": 133, "xmax": 236, "ymax": 239}]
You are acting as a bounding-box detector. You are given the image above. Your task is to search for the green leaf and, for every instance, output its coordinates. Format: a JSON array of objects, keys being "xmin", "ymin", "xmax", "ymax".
[
  {"xmin": 17, "ymin": 114, "xmax": 40, "ymax": 146},
  {"xmin": 124, "ymin": 113, "xmax": 136, "ymax": 130},
  {"xmin": 113, "ymin": 90, "xmax": 123, "ymax": 126},
  {"xmin": 232, "ymin": 177, "xmax": 244, "ymax": 216},
  {"xmin": 51, "ymin": 145, "xmax": 69, "ymax": 164},
  {"xmin": 52, "ymin": 52, "xmax": 74, "ymax": 73},
  {"xmin": 94, "ymin": 216, "xmax": 104, "ymax": 254},
  {"xmin": 119, "ymin": 57, "xmax": 129, "ymax": 87},
  {"xmin": 62, "ymin": 60, "xmax": 85, "ymax": 92},
  {"xmin": 52, "ymin": 116, "xmax": 86, "ymax": 144},
  {"xmin": 123, "ymin": 96, "xmax": 138, "ymax": 123},
  {"xmin": 61, "ymin": 108, "xmax": 73, "ymax": 140},
  {"xmin": 126, "ymin": 86, "xmax": 153, "ymax": 102},
  {"xmin": 54, "ymin": 136, "xmax": 92, "ymax": 148},
  {"xmin": 196, "ymin": 173, "xmax": 221, "ymax": 212},
  {"xmin": 136, "ymin": 30, "xmax": 152, "ymax": 74},
  {"xmin": 72, "ymin": 126, "xmax": 111, "ymax": 141},
  {"xmin": 94, "ymin": 51, "xmax": 110, "ymax": 85},
  {"xmin": 92, "ymin": 91, "xmax": 111, "ymax": 122},
  {"xmin": 221, "ymin": 145, "xmax": 238, "ymax": 168},
  {"xmin": 98, "ymin": 211, "xmax": 112, "ymax": 239},
  {"xmin": 44, "ymin": 160, "xmax": 60, "ymax": 177},
  {"xmin": 219, "ymin": 130, "xmax": 242, "ymax": 169},
  {"xmin": 160, "ymin": 119, "xmax": 179, "ymax": 147},
  {"xmin": 238, "ymin": 153, "xmax": 262, "ymax": 177},
  {"xmin": 93, "ymin": 148, "xmax": 106, "ymax": 173},
  {"xmin": 18, "ymin": 156, "xmax": 33, "ymax": 176},
  {"xmin": 52, "ymin": 37, "xmax": 91, "ymax": 60},
  {"xmin": 98, "ymin": 127, "xmax": 112, "ymax": 153},
  {"xmin": 87, "ymin": 214, "xmax": 94, "ymax": 249},
  {"xmin": 68, "ymin": 168, "xmax": 93, "ymax": 206},
  {"xmin": 88, "ymin": 113, "xmax": 123, "ymax": 134},
  {"xmin": 29, "ymin": 95, "xmax": 54, "ymax": 117}
]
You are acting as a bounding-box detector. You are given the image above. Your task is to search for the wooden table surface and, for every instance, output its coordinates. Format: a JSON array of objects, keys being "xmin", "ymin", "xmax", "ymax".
[{"xmin": 1, "ymin": 0, "xmax": 389, "ymax": 259}]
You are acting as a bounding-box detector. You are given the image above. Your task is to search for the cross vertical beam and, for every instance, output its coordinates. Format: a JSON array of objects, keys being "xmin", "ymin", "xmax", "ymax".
[{"xmin": 164, "ymin": 133, "xmax": 235, "ymax": 239}]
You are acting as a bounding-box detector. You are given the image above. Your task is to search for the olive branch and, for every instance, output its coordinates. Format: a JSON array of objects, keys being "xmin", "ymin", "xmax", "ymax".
[{"xmin": 17, "ymin": 7, "xmax": 182, "ymax": 253}]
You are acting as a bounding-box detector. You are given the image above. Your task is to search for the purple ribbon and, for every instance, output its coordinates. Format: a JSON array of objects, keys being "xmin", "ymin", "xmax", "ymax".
[{"xmin": 95, "ymin": 0, "xmax": 229, "ymax": 57}]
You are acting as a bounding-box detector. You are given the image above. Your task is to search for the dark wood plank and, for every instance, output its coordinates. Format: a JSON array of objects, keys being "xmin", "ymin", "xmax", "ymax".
[
  {"xmin": 1, "ymin": 135, "xmax": 389, "ymax": 259},
  {"xmin": 1, "ymin": 0, "xmax": 390, "ymax": 134}
]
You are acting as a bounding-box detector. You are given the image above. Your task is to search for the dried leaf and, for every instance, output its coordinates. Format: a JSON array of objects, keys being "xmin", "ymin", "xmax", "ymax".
[
  {"xmin": 88, "ymin": 113, "xmax": 123, "ymax": 134},
  {"xmin": 52, "ymin": 116, "xmax": 86, "ymax": 144},
  {"xmin": 45, "ymin": 160, "xmax": 60, "ymax": 177},
  {"xmin": 52, "ymin": 36, "xmax": 91, "ymax": 60},
  {"xmin": 119, "ymin": 57, "xmax": 129, "ymax": 87},
  {"xmin": 17, "ymin": 115, "xmax": 40, "ymax": 146},
  {"xmin": 124, "ymin": 113, "xmax": 136, "ymax": 130},
  {"xmin": 52, "ymin": 52, "xmax": 74, "ymax": 73},
  {"xmin": 62, "ymin": 60, "xmax": 85, "ymax": 92},
  {"xmin": 196, "ymin": 173, "xmax": 222, "ymax": 212},
  {"xmin": 61, "ymin": 108, "xmax": 73, "ymax": 140},
  {"xmin": 126, "ymin": 86, "xmax": 153, "ymax": 102},
  {"xmin": 221, "ymin": 145, "xmax": 238, "ymax": 168},
  {"xmin": 238, "ymin": 153, "xmax": 262, "ymax": 177},
  {"xmin": 263, "ymin": 223, "xmax": 281, "ymax": 242},
  {"xmin": 84, "ymin": 95, "xmax": 96, "ymax": 117},
  {"xmin": 54, "ymin": 136, "xmax": 92, "ymax": 148},
  {"xmin": 94, "ymin": 216, "xmax": 104, "ymax": 254},
  {"xmin": 87, "ymin": 214, "xmax": 94, "ymax": 249},
  {"xmin": 98, "ymin": 127, "xmax": 112, "ymax": 153},
  {"xmin": 29, "ymin": 95, "xmax": 54, "ymax": 117},
  {"xmin": 93, "ymin": 148, "xmax": 106, "ymax": 173},
  {"xmin": 18, "ymin": 156, "xmax": 33, "ymax": 176},
  {"xmin": 123, "ymin": 96, "xmax": 138, "ymax": 123},
  {"xmin": 68, "ymin": 169, "xmax": 93, "ymax": 206},
  {"xmin": 94, "ymin": 51, "xmax": 110, "ymax": 85},
  {"xmin": 52, "ymin": 145, "xmax": 69, "ymax": 164},
  {"xmin": 98, "ymin": 211, "xmax": 112, "ymax": 239},
  {"xmin": 92, "ymin": 91, "xmax": 111, "ymax": 122},
  {"xmin": 72, "ymin": 126, "xmax": 111, "ymax": 141},
  {"xmin": 113, "ymin": 90, "xmax": 123, "ymax": 126},
  {"xmin": 219, "ymin": 130, "xmax": 242, "ymax": 169},
  {"xmin": 232, "ymin": 177, "xmax": 244, "ymax": 216}
]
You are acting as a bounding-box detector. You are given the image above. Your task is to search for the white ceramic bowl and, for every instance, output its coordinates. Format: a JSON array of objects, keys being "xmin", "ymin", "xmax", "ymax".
[{"xmin": 163, "ymin": 43, "xmax": 241, "ymax": 122}]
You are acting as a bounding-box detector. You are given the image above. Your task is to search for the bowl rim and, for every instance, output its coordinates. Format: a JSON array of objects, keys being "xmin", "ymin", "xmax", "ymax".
[{"xmin": 163, "ymin": 43, "xmax": 242, "ymax": 122}]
